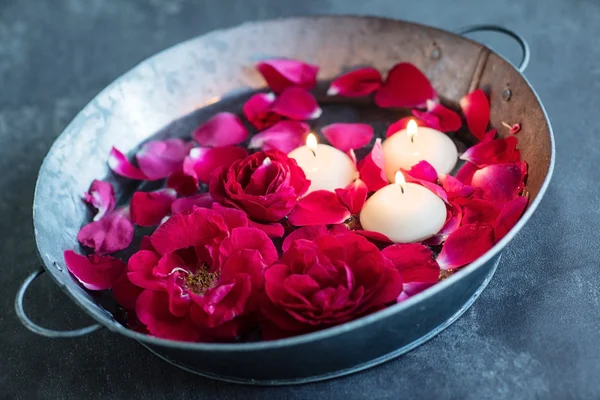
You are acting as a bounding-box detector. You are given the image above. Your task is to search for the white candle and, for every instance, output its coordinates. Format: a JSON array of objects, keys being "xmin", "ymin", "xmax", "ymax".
[
  {"xmin": 360, "ymin": 171, "xmax": 446, "ymax": 243},
  {"xmin": 382, "ymin": 120, "xmax": 458, "ymax": 181},
  {"xmin": 288, "ymin": 133, "xmax": 358, "ymax": 194}
]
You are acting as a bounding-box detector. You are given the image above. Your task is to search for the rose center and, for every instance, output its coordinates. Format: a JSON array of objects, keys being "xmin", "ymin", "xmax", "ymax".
[{"xmin": 184, "ymin": 265, "xmax": 220, "ymax": 295}]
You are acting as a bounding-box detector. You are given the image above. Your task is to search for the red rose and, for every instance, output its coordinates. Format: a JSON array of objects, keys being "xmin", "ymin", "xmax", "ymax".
[
  {"xmin": 125, "ymin": 204, "xmax": 278, "ymax": 342},
  {"xmin": 209, "ymin": 150, "xmax": 309, "ymax": 223},
  {"xmin": 260, "ymin": 231, "xmax": 403, "ymax": 339}
]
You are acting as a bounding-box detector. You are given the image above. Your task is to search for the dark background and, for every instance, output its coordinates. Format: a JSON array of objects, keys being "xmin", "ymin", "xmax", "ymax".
[{"xmin": 1, "ymin": 0, "xmax": 597, "ymax": 399}]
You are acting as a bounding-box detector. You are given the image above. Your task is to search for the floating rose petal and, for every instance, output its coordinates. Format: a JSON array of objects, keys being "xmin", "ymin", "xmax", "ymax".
[
  {"xmin": 335, "ymin": 179, "xmax": 368, "ymax": 215},
  {"xmin": 375, "ymin": 63, "xmax": 437, "ymax": 108},
  {"xmin": 412, "ymin": 100, "xmax": 462, "ymax": 132},
  {"xmin": 459, "ymin": 89, "xmax": 490, "ymax": 141},
  {"xmin": 461, "ymin": 198, "xmax": 502, "ymax": 226},
  {"xmin": 401, "ymin": 167, "xmax": 448, "ymax": 203},
  {"xmin": 183, "ymin": 146, "xmax": 248, "ymax": 184},
  {"xmin": 471, "ymin": 161, "xmax": 527, "ymax": 204},
  {"xmin": 171, "ymin": 193, "xmax": 214, "ymax": 214},
  {"xmin": 247, "ymin": 220, "xmax": 285, "ymax": 238},
  {"xmin": 166, "ymin": 168, "xmax": 199, "ymax": 197},
  {"xmin": 358, "ymin": 138, "xmax": 388, "ymax": 192},
  {"xmin": 84, "ymin": 180, "xmax": 116, "ymax": 221},
  {"xmin": 437, "ymin": 224, "xmax": 495, "ymax": 270},
  {"xmin": 398, "ymin": 282, "xmax": 438, "ymax": 302},
  {"xmin": 461, "ymin": 136, "xmax": 520, "ymax": 167},
  {"xmin": 456, "ymin": 161, "xmax": 480, "ymax": 186},
  {"xmin": 288, "ymin": 190, "xmax": 351, "ymax": 226},
  {"xmin": 270, "ymin": 87, "xmax": 322, "ymax": 120},
  {"xmin": 108, "ymin": 147, "xmax": 149, "ymax": 180},
  {"xmin": 112, "ymin": 271, "xmax": 143, "ymax": 310},
  {"xmin": 136, "ymin": 139, "xmax": 194, "ymax": 180},
  {"xmin": 483, "ymin": 129, "xmax": 497, "ymax": 142},
  {"xmin": 192, "ymin": 112, "xmax": 249, "ymax": 148},
  {"xmin": 131, "ymin": 188, "xmax": 178, "ymax": 227},
  {"xmin": 63, "ymin": 250, "xmax": 126, "ymax": 291},
  {"xmin": 439, "ymin": 174, "xmax": 474, "ymax": 199},
  {"xmin": 256, "ymin": 59, "xmax": 318, "ymax": 93},
  {"xmin": 327, "ymin": 67, "xmax": 383, "ymax": 97},
  {"xmin": 354, "ymin": 230, "xmax": 393, "ymax": 243},
  {"xmin": 322, "ymin": 123, "xmax": 374, "ymax": 152},
  {"xmin": 440, "ymin": 201, "xmax": 462, "ymax": 236},
  {"xmin": 77, "ymin": 208, "xmax": 134, "ymax": 254},
  {"xmin": 406, "ymin": 160, "xmax": 438, "ymax": 183},
  {"xmin": 382, "ymin": 243, "xmax": 440, "ymax": 283},
  {"xmin": 248, "ymin": 120, "xmax": 309, "ymax": 153},
  {"xmin": 386, "ymin": 117, "xmax": 430, "ymax": 138},
  {"xmin": 282, "ymin": 225, "xmax": 328, "ymax": 252},
  {"xmin": 494, "ymin": 196, "xmax": 528, "ymax": 241},
  {"xmin": 243, "ymin": 92, "xmax": 280, "ymax": 130}
]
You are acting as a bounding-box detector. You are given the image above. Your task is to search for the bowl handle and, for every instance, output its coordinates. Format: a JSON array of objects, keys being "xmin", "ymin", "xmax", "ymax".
[
  {"xmin": 15, "ymin": 268, "xmax": 103, "ymax": 338},
  {"xmin": 455, "ymin": 25, "xmax": 530, "ymax": 73}
]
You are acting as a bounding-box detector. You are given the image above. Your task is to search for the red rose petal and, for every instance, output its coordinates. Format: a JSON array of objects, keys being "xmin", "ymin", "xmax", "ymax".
[
  {"xmin": 136, "ymin": 139, "xmax": 193, "ymax": 180},
  {"xmin": 288, "ymin": 190, "xmax": 351, "ymax": 226},
  {"xmin": 322, "ymin": 123, "xmax": 374, "ymax": 152},
  {"xmin": 459, "ymin": 89, "xmax": 490, "ymax": 141},
  {"xmin": 440, "ymin": 201, "xmax": 462, "ymax": 236},
  {"xmin": 354, "ymin": 230, "xmax": 393, "ymax": 243},
  {"xmin": 386, "ymin": 117, "xmax": 430, "ymax": 138},
  {"xmin": 412, "ymin": 100, "xmax": 462, "ymax": 132},
  {"xmin": 219, "ymin": 227, "xmax": 278, "ymax": 266},
  {"xmin": 471, "ymin": 162, "xmax": 527, "ymax": 204},
  {"xmin": 63, "ymin": 250, "xmax": 126, "ymax": 291},
  {"xmin": 282, "ymin": 225, "xmax": 328, "ymax": 252},
  {"xmin": 406, "ymin": 160, "xmax": 438, "ymax": 183},
  {"xmin": 84, "ymin": 180, "xmax": 116, "ymax": 221},
  {"xmin": 192, "ymin": 112, "xmax": 249, "ymax": 148},
  {"xmin": 108, "ymin": 147, "xmax": 149, "ymax": 180},
  {"xmin": 461, "ymin": 136, "xmax": 521, "ymax": 167},
  {"xmin": 439, "ymin": 174, "xmax": 474, "ymax": 199},
  {"xmin": 248, "ymin": 120, "xmax": 309, "ymax": 153},
  {"xmin": 247, "ymin": 220, "xmax": 285, "ymax": 239},
  {"xmin": 374, "ymin": 63, "xmax": 437, "ymax": 109},
  {"xmin": 437, "ymin": 224, "xmax": 495, "ymax": 270},
  {"xmin": 171, "ymin": 193, "xmax": 214, "ymax": 214},
  {"xmin": 131, "ymin": 188, "xmax": 178, "ymax": 227},
  {"xmin": 335, "ymin": 179, "xmax": 368, "ymax": 215},
  {"xmin": 270, "ymin": 87, "xmax": 322, "ymax": 120},
  {"xmin": 112, "ymin": 271, "xmax": 143, "ymax": 310},
  {"xmin": 256, "ymin": 59, "xmax": 318, "ymax": 93},
  {"xmin": 381, "ymin": 243, "xmax": 440, "ymax": 283},
  {"xmin": 510, "ymin": 123, "xmax": 521, "ymax": 135},
  {"xmin": 166, "ymin": 168, "xmax": 199, "ymax": 197},
  {"xmin": 183, "ymin": 146, "xmax": 248, "ymax": 184},
  {"xmin": 494, "ymin": 196, "xmax": 528, "ymax": 241},
  {"xmin": 243, "ymin": 92, "xmax": 281, "ymax": 130},
  {"xmin": 456, "ymin": 162, "xmax": 480, "ymax": 186},
  {"xmin": 401, "ymin": 167, "xmax": 448, "ymax": 203},
  {"xmin": 462, "ymin": 198, "xmax": 502, "ymax": 226},
  {"xmin": 327, "ymin": 67, "xmax": 383, "ymax": 97},
  {"xmin": 126, "ymin": 250, "xmax": 164, "ymax": 290},
  {"xmin": 77, "ymin": 208, "xmax": 134, "ymax": 254},
  {"xmin": 358, "ymin": 138, "xmax": 388, "ymax": 192}
]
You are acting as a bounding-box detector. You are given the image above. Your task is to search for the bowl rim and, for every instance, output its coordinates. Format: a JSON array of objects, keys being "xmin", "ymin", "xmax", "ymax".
[{"xmin": 32, "ymin": 14, "xmax": 555, "ymax": 351}]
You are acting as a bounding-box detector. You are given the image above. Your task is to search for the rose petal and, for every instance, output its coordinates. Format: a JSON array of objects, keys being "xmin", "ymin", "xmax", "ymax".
[
  {"xmin": 456, "ymin": 162, "xmax": 480, "ymax": 186},
  {"xmin": 386, "ymin": 117, "xmax": 430, "ymax": 138},
  {"xmin": 219, "ymin": 227, "xmax": 278, "ymax": 266},
  {"xmin": 401, "ymin": 168, "xmax": 448, "ymax": 203},
  {"xmin": 439, "ymin": 174, "xmax": 474, "ymax": 199},
  {"xmin": 126, "ymin": 250, "xmax": 164, "ymax": 290},
  {"xmin": 108, "ymin": 147, "xmax": 148, "ymax": 180},
  {"xmin": 166, "ymin": 168, "xmax": 199, "ymax": 197},
  {"xmin": 471, "ymin": 162, "xmax": 527, "ymax": 204},
  {"xmin": 63, "ymin": 250, "xmax": 126, "ymax": 291},
  {"xmin": 192, "ymin": 112, "xmax": 249, "ymax": 147},
  {"xmin": 461, "ymin": 136, "xmax": 521, "ymax": 167},
  {"xmin": 84, "ymin": 180, "xmax": 116, "ymax": 221},
  {"xmin": 381, "ymin": 243, "xmax": 440, "ymax": 283},
  {"xmin": 412, "ymin": 100, "xmax": 462, "ymax": 132},
  {"xmin": 131, "ymin": 188, "xmax": 178, "ymax": 227},
  {"xmin": 354, "ymin": 230, "xmax": 393, "ymax": 243},
  {"xmin": 335, "ymin": 179, "xmax": 368, "ymax": 215},
  {"xmin": 171, "ymin": 193, "xmax": 214, "ymax": 214},
  {"xmin": 112, "ymin": 271, "xmax": 143, "ymax": 310},
  {"xmin": 256, "ymin": 59, "xmax": 318, "ymax": 93},
  {"xmin": 494, "ymin": 196, "xmax": 528, "ymax": 241},
  {"xmin": 136, "ymin": 139, "xmax": 194, "ymax": 180},
  {"xmin": 77, "ymin": 209, "xmax": 134, "ymax": 254},
  {"xmin": 462, "ymin": 198, "xmax": 502, "ymax": 226},
  {"xmin": 183, "ymin": 146, "xmax": 248, "ymax": 184},
  {"xmin": 510, "ymin": 123, "xmax": 521, "ymax": 135},
  {"xmin": 459, "ymin": 89, "xmax": 490, "ymax": 141},
  {"xmin": 397, "ymin": 282, "xmax": 437, "ymax": 301},
  {"xmin": 374, "ymin": 63, "xmax": 437, "ymax": 108},
  {"xmin": 358, "ymin": 138, "xmax": 388, "ymax": 192},
  {"xmin": 243, "ymin": 92, "xmax": 280, "ymax": 130},
  {"xmin": 327, "ymin": 67, "xmax": 383, "ymax": 97},
  {"xmin": 247, "ymin": 220, "xmax": 285, "ymax": 238},
  {"xmin": 288, "ymin": 190, "xmax": 351, "ymax": 226},
  {"xmin": 270, "ymin": 87, "xmax": 322, "ymax": 120},
  {"xmin": 406, "ymin": 160, "xmax": 438, "ymax": 183},
  {"xmin": 322, "ymin": 123, "xmax": 374, "ymax": 152},
  {"xmin": 437, "ymin": 224, "xmax": 495, "ymax": 270},
  {"xmin": 248, "ymin": 120, "xmax": 309, "ymax": 153},
  {"xmin": 440, "ymin": 201, "xmax": 462, "ymax": 236},
  {"xmin": 282, "ymin": 226, "xmax": 328, "ymax": 252}
]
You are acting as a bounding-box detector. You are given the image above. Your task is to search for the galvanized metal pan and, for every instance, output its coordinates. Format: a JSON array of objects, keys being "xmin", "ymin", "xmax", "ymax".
[{"xmin": 16, "ymin": 17, "xmax": 554, "ymax": 385}]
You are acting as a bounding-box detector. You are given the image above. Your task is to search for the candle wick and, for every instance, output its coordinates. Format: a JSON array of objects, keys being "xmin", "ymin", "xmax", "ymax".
[
  {"xmin": 410, "ymin": 135, "xmax": 414, "ymax": 144},
  {"xmin": 400, "ymin": 185, "xmax": 405, "ymax": 194},
  {"xmin": 310, "ymin": 149, "xmax": 316, "ymax": 157}
]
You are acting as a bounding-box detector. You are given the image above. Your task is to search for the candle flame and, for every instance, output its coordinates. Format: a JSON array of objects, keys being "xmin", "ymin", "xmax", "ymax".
[
  {"xmin": 394, "ymin": 171, "xmax": 406, "ymax": 193},
  {"xmin": 306, "ymin": 133, "xmax": 318, "ymax": 151},
  {"xmin": 407, "ymin": 119, "xmax": 418, "ymax": 142}
]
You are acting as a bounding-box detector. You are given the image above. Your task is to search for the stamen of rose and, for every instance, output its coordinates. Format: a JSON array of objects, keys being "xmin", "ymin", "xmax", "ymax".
[{"xmin": 183, "ymin": 265, "xmax": 221, "ymax": 295}]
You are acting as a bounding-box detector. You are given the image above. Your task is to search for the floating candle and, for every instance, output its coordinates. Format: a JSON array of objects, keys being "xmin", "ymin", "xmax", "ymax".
[
  {"xmin": 288, "ymin": 133, "xmax": 358, "ymax": 194},
  {"xmin": 382, "ymin": 119, "xmax": 458, "ymax": 181},
  {"xmin": 360, "ymin": 171, "xmax": 446, "ymax": 243}
]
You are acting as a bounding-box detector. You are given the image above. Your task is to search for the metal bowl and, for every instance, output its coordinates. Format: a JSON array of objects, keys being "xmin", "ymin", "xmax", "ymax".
[{"xmin": 16, "ymin": 16, "xmax": 554, "ymax": 385}]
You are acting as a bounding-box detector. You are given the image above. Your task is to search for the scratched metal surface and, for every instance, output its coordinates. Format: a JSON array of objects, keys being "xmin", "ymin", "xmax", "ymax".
[{"xmin": 0, "ymin": 0, "xmax": 593, "ymax": 399}]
